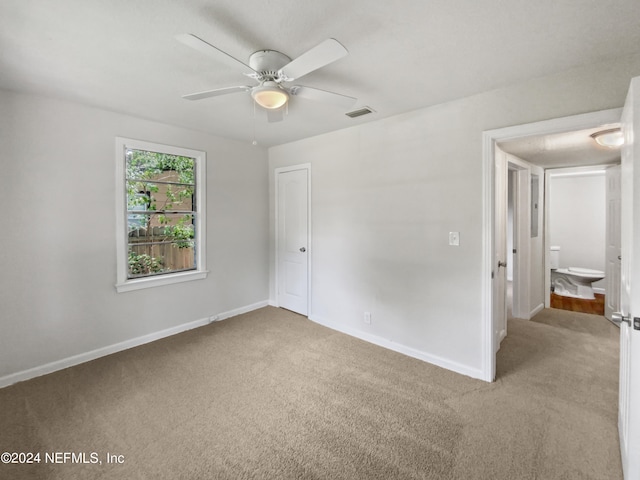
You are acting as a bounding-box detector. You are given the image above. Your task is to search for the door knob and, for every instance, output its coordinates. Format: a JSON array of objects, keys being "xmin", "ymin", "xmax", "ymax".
[
  {"xmin": 498, "ymin": 261, "xmax": 507, "ymax": 268},
  {"xmin": 612, "ymin": 312, "xmax": 631, "ymax": 327},
  {"xmin": 299, "ymin": 247, "xmax": 306, "ymax": 252}
]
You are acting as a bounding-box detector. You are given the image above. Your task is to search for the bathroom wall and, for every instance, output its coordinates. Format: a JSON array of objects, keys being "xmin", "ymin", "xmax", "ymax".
[{"xmin": 549, "ymin": 169, "xmax": 607, "ymax": 291}]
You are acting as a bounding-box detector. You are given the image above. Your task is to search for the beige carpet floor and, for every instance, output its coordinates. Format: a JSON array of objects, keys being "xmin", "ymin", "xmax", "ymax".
[{"xmin": 0, "ymin": 306, "xmax": 621, "ymax": 479}]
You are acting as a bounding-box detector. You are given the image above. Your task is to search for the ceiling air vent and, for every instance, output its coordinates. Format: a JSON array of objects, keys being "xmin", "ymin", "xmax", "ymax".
[{"xmin": 345, "ymin": 106, "xmax": 375, "ymax": 118}]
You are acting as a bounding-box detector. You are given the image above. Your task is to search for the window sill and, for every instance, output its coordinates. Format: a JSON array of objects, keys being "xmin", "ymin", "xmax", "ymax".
[{"xmin": 115, "ymin": 270, "xmax": 209, "ymax": 293}]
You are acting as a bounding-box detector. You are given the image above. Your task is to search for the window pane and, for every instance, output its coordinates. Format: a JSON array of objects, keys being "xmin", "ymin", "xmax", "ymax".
[
  {"xmin": 126, "ymin": 180, "xmax": 194, "ymax": 213},
  {"xmin": 124, "ymin": 148, "xmax": 197, "ymax": 279},
  {"xmin": 127, "ymin": 181, "xmax": 197, "ymax": 278},
  {"xmin": 128, "ymin": 213, "xmax": 196, "ymax": 278},
  {"xmin": 127, "ymin": 241, "xmax": 196, "ymax": 278},
  {"xmin": 126, "ymin": 150, "xmax": 195, "ymax": 185}
]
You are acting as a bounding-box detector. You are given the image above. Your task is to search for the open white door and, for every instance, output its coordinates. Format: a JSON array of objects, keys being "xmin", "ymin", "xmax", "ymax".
[
  {"xmin": 508, "ymin": 165, "xmax": 527, "ymax": 320},
  {"xmin": 605, "ymin": 165, "xmax": 621, "ymax": 321},
  {"xmin": 617, "ymin": 76, "xmax": 640, "ymax": 480},
  {"xmin": 276, "ymin": 166, "xmax": 310, "ymax": 316},
  {"xmin": 494, "ymin": 148, "xmax": 508, "ymax": 350}
]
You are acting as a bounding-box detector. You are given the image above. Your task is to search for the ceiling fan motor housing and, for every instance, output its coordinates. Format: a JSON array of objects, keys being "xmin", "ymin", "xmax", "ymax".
[{"xmin": 249, "ymin": 50, "xmax": 291, "ymax": 82}]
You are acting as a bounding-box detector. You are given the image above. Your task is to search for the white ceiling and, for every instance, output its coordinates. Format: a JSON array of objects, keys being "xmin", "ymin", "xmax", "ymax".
[
  {"xmin": 498, "ymin": 125, "xmax": 622, "ymax": 170},
  {"xmin": 2, "ymin": 0, "xmax": 640, "ymax": 147}
]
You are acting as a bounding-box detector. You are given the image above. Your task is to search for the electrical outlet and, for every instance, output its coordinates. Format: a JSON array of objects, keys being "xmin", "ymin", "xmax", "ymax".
[
  {"xmin": 449, "ymin": 231, "xmax": 460, "ymax": 246},
  {"xmin": 364, "ymin": 312, "xmax": 371, "ymax": 324}
]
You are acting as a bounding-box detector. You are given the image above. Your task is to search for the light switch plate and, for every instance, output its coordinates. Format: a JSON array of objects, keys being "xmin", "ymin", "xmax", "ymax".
[{"xmin": 449, "ymin": 231, "xmax": 460, "ymax": 246}]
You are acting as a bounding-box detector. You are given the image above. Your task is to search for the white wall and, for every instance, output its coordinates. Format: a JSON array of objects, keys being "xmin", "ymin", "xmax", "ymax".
[
  {"xmin": 269, "ymin": 53, "xmax": 640, "ymax": 379},
  {"xmin": 0, "ymin": 89, "xmax": 269, "ymax": 382},
  {"xmin": 549, "ymin": 169, "xmax": 607, "ymax": 290}
]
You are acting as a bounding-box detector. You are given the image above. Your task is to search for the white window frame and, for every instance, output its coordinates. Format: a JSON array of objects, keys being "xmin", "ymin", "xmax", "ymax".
[{"xmin": 115, "ymin": 137, "xmax": 208, "ymax": 293}]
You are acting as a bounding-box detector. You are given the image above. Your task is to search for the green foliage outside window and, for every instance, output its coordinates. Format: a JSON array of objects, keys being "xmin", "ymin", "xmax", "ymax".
[{"xmin": 126, "ymin": 149, "xmax": 197, "ymax": 278}]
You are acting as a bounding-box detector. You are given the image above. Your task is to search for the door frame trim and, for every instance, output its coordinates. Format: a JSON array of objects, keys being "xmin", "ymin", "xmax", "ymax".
[
  {"xmin": 274, "ymin": 163, "xmax": 312, "ymax": 316},
  {"xmin": 481, "ymin": 108, "xmax": 622, "ymax": 382}
]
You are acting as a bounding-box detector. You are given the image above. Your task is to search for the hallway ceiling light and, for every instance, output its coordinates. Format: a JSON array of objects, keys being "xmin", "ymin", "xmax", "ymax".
[{"xmin": 590, "ymin": 128, "xmax": 624, "ymax": 148}]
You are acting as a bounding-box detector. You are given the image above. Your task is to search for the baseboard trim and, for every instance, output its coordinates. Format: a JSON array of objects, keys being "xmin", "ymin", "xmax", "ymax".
[
  {"xmin": 530, "ymin": 303, "xmax": 545, "ymax": 318},
  {"xmin": 498, "ymin": 328, "xmax": 507, "ymax": 345},
  {"xmin": 216, "ymin": 300, "xmax": 270, "ymax": 321},
  {"xmin": 0, "ymin": 300, "xmax": 269, "ymax": 389},
  {"xmin": 309, "ymin": 314, "xmax": 484, "ymax": 381}
]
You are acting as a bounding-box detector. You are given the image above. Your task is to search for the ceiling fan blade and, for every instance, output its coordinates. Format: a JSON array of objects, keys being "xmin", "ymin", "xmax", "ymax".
[
  {"xmin": 278, "ymin": 38, "xmax": 348, "ymax": 81},
  {"xmin": 267, "ymin": 108, "xmax": 284, "ymax": 123},
  {"xmin": 176, "ymin": 34, "xmax": 255, "ymax": 73},
  {"xmin": 290, "ymin": 86, "xmax": 357, "ymax": 109},
  {"xmin": 182, "ymin": 86, "xmax": 251, "ymax": 101}
]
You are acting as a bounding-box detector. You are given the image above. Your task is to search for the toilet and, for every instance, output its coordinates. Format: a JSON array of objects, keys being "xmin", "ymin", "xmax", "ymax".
[{"xmin": 549, "ymin": 246, "xmax": 605, "ymax": 300}]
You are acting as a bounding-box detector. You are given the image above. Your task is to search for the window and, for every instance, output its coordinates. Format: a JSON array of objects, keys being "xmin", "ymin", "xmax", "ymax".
[{"xmin": 115, "ymin": 137, "xmax": 207, "ymax": 292}]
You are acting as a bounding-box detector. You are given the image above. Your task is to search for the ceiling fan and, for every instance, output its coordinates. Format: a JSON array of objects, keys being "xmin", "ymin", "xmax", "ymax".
[{"xmin": 176, "ymin": 33, "xmax": 357, "ymax": 122}]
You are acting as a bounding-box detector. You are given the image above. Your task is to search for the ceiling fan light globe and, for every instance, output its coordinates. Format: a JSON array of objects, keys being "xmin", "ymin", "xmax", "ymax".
[{"xmin": 252, "ymin": 84, "xmax": 289, "ymax": 109}]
